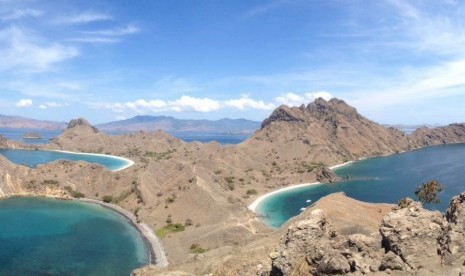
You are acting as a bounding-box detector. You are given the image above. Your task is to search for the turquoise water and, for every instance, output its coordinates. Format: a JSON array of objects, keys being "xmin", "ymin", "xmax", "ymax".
[
  {"xmin": 0, "ymin": 197, "xmax": 149, "ymax": 275},
  {"xmin": 257, "ymin": 144, "xmax": 465, "ymax": 228},
  {"xmin": 0, "ymin": 149, "xmax": 131, "ymax": 171}
]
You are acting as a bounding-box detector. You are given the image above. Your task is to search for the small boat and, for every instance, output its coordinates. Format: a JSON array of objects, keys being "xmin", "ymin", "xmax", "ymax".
[
  {"xmin": 300, "ymin": 207, "xmax": 306, "ymax": 211},
  {"xmin": 306, "ymin": 199, "xmax": 312, "ymax": 203}
]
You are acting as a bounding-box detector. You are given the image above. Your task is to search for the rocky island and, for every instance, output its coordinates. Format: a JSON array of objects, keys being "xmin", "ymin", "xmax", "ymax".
[{"xmin": 1, "ymin": 98, "xmax": 465, "ymax": 275}]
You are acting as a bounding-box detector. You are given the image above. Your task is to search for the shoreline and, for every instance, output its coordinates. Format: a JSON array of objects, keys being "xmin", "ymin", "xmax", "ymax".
[
  {"xmin": 248, "ymin": 160, "xmax": 355, "ymax": 214},
  {"xmin": 248, "ymin": 182, "xmax": 321, "ymax": 213},
  {"xmin": 52, "ymin": 150, "xmax": 135, "ymax": 172},
  {"xmin": 0, "ymin": 194, "xmax": 168, "ymax": 268},
  {"xmin": 78, "ymin": 198, "xmax": 168, "ymax": 268}
]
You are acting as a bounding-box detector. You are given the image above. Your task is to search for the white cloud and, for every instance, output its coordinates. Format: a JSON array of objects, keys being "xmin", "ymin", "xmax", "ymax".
[
  {"xmin": 16, "ymin": 99, "xmax": 32, "ymax": 107},
  {"xmin": 0, "ymin": 27, "xmax": 78, "ymax": 72},
  {"xmin": 104, "ymin": 93, "xmax": 333, "ymax": 115},
  {"xmin": 107, "ymin": 96, "xmax": 220, "ymax": 113},
  {"xmin": 38, "ymin": 102, "xmax": 69, "ymax": 109},
  {"xmin": 170, "ymin": 96, "xmax": 220, "ymax": 112},
  {"xmin": 224, "ymin": 95, "xmax": 276, "ymax": 110},
  {"xmin": 54, "ymin": 12, "xmax": 112, "ymax": 25},
  {"xmin": 275, "ymin": 91, "xmax": 333, "ymax": 107},
  {"xmin": 2, "ymin": 9, "xmax": 43, "ymax": 21}
]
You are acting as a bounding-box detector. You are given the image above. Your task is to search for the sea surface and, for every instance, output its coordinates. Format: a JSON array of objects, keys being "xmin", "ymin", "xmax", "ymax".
[
  {"xmin": 0, "ymin": 197, "xmax": 149, "ymax": 276},
  {"xmin": 0, "ymin": 128, "xmax": 251, "ymax": 145},
  {"xmin": 0, "ymin": 149, "xmax": 130, "ymax": 171},
  {"xmin": 257, "ymin": 144, "xmax": 465, "ymax": 228}
]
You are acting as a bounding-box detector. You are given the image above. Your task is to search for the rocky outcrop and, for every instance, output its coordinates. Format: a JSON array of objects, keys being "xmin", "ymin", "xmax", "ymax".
[
  {"xmin": 67, "ymin": 118, "xmax": 99, "ymax": 133},
  {"xmin": 270, "ymin": 194, "xmax": 465, "ymax": 275},
  {"xmin": 0, "ymin": 135, "xmax": 7, "ymax": 147},
  {"xmin": 314, "ymin": 167, "xmax": 340, "ymax": 183},
  {"xmin": 440, "ymin": 193, "xmax": 465, "ymax": 266},
  {"xmin": 271, "ymin": 209, "xmax": 385, "ymax": 275},
  {"xmin": 379, "ymin": 198, "xmax": 445, "ymax": 270}
]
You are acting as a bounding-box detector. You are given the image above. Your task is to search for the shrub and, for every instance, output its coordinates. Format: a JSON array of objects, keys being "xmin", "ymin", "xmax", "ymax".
[
  {"xmin": 185, "ymin": 218, "xmax": 193, "ymax": 226},
  {"xmin": 414, "ymin": 179, "xmax": 444, "ymax": 204},
  {"xmin": 156, "ymin": 223, "xmax": 185, "ymax": 238},
  {"xmin": 246, "ymin": 189, "xmax": 258, "ymax": 195},
  {"xmin": 102, "ymin": 195, "xmax": 113, "ymax": 203},
  {"xmin": 189, "ymin": 244, "xmax": 208, "ymax": 254}
]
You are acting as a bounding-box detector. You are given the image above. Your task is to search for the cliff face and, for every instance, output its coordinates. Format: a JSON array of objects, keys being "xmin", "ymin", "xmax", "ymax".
[{"xmin": 410, "ymin": 123, "xmax": 465, "ymax": 146}]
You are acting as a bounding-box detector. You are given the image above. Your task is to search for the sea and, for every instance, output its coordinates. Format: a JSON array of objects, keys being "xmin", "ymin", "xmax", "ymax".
[
  {"xmin": 0, "ymin": 197, "xmax": 149, "ymax": 276},
  {"xmin": 0, "ymin": 128, "xmax": 251, "ymax": 145},
  {"xmin": 257, "ymin": 143, "xmax": 465, "ymax": 228},
  {"xmin": 0, "ymin": 148, "xmax": 131, "ymax": 171}
]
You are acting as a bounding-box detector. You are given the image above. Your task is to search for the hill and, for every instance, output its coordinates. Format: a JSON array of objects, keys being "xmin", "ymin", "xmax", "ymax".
[
  {"xmin": 0, "ymin": 115, "xmax": 66, "ymax": 130},
  {"xmin": 96, "ymin": 115, "xmax": 260, "ymax": 134}
]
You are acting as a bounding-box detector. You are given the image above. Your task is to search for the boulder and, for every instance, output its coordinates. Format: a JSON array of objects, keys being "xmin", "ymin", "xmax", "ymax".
[{"xmin": 379, "ymin": 198, "xmax": 445, "ymax": 269}]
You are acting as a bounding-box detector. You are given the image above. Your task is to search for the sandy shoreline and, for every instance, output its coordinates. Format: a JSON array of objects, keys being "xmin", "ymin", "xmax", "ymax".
[
  {"xmin": 52, "ymin": 150, "xmax": 135, "ymax": 172},
  {"xmin": 248, "ymin": 182, "xmax": 321, "ymax": 213},
  {"xmin": 79, "ymin": 198, "xmax": 168, "ymax": 268},
  {"xmin": 248, "ymin": 160, "xmax": 354, "ymax": 214}
]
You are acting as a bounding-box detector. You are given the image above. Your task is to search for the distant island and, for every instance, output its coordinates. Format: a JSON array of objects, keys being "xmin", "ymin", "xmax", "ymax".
[
  {"xmin": 96, "ymin": 115, "xmax": 261, "ymax": 134},
  {"xmin": 22, "ymin": 132, "xmax": 42, "ymax": 139}
]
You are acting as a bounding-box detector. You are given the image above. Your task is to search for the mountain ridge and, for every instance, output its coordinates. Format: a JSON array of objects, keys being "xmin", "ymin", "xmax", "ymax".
[{"xmin": 96, "ymin": 115, "xmax": 260, "ymax": 133}]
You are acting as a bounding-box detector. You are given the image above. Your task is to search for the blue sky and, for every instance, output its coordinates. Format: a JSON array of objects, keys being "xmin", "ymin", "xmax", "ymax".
[{"xmin": 1, "ymin": 0, "xmax": 464, "ymax": 124}]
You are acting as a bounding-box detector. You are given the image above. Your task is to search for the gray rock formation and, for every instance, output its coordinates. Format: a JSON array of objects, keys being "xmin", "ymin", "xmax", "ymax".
[
  {"xmin": 440, "ymin": 193, "xmax": 465, "ymax": 266},
  {"xmin": 271, "ymin": 194, "xmax": 465, "ymax": 275},
  {"xmin": 379, "ymin": 198, "xmax": 445, "ymax": 270},
  {"xmin": 67, "ymin": 118, "xmax": 99, "ymax": 133}
]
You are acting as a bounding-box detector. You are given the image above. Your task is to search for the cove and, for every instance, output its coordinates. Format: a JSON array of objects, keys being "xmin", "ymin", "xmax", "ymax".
[
  {"xmin": 0, "ymin": 149, "xmax": 133, "ymax": 172},
  {"xmin": 0, "ymin": 197, "xmax": 149, "ymax": 275},
  {"xmin": 256, "ymin": 143, "xmax": 465, "ymax": 228}
]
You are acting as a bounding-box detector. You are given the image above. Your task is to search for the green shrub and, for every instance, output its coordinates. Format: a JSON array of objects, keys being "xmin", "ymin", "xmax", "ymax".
[
  {"xmin": 102, "ymin": 195, "xmax": 113, "ymax": 203},
  {"xmin": 156, "ymin": 223, "xmax": 185, "ymax": 238},
  {"xmin": 189, "ymin": 243, "xmax": 208, "ymax": 254}
]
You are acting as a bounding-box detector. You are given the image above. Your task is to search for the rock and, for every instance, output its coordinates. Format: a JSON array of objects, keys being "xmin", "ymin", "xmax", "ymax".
[
  {"xmin": 67, "ymin": 118, "xmax": 99, "ymax": 133},
  {"xmin": 379, "ymin": 200, "xmax": 445, "ymax": 269},
  {"xmin": 271, "ymin": 209, "xmax": 352, "ymax": 275},
  {"xmin": 315, "ymin": 166, "xmax": 341, "ymax": 183},
  {"xmin": 440, "ymin": 192, "xmax": 465, "ymax": 266},
  {"xmin": 379, "ymin": 251, "xmax": 407, "ymax": 271},
  {"xmin": 261, "ymin": 105, "xmax": 305, "ymax": 129}
]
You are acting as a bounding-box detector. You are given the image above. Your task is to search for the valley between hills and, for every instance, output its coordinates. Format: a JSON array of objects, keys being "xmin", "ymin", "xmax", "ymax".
[{"xmin": 2, "ymin": 98, "xmax": 465, "ymax": 275}]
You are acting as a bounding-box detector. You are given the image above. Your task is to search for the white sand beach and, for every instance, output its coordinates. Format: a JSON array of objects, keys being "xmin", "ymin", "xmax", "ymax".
[
  {"xmin": 248, "ymin": 182, "xmax": 321, "ymax": 213},
  {"xmin": 79, "ymin": 198, "xmax": 168, "ymax": 267},
  {"xmin": 53, "ymin": 150, "xmax": 135, "ymax": 171},
  {"xmin": 249, "ymin": 160, "xmax": 356, "ymax": 214}
]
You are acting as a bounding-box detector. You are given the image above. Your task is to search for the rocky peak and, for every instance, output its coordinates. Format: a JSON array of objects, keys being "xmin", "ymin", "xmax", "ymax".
[
  {"xmin": 66, "ymin": 118, "xmax": 99, "ymax": 133},
  {"xmin": 260, "ymin": 105, "xmax": 304, "ymax": 129}
]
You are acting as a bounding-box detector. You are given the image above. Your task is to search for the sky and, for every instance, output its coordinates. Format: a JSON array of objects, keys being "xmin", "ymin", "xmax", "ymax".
[{"xmin": 0, "ymin": 0, "xmax": 465, "ymax": 125}]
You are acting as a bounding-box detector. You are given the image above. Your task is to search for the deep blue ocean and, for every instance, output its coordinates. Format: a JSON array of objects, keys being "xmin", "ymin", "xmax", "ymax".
[
  {"xmin": 257, "ymin": 144, "xmax": 465, "ymax": 228},
  {"xmin": 0, "ymin": 128, "xmax": 250, "ymax": 145},
  {"xmin": 0, "ymin": 197, "xmax": 149, "ymax": 276}
]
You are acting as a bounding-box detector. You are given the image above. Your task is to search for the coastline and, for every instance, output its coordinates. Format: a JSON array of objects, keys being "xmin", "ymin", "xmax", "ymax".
[
  {"xmin": 0, "ymin": 194, "xmax": 168, "ymax": 268},
  {"xmin": 248, "ymin": 160, "xmax": 355, "ymax": 214},
  {"xmin": 52, "ymin": 150, "xmax": 135, "ymax": 172},
  {"xmin": 79, "ymin": 198, "xmax": 168, "ymax": 268},
  {"xmin": 248, "ymin": 182, "xmax": 321, "ymax": 213}
]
